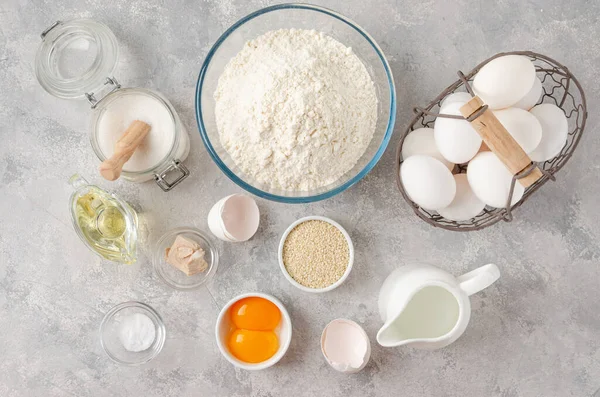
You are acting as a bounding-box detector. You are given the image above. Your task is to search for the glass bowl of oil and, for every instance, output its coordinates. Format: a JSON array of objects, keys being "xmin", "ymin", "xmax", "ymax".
[
  {"xmin": 69, "ymin": 174, "xmax": 138, "ymax": 264},
  {"xmin": 153, "ymin": 227, "xmax": 219, "ymax": 290}
]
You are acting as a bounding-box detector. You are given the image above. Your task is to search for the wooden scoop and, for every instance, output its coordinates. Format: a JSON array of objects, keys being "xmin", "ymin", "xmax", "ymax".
[
  {"xmin": 460, "ymin": 96, "xmax": 543, "ymax": 188},
  {"xmin": 99, "ymin": 120, "xmax": 151, "ymax": 181}
]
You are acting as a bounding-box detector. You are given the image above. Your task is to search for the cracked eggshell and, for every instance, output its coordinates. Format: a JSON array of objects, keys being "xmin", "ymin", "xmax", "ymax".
[
  {"xmin": 208, "ymin": 198, "xmax": 236, "ymax": 242},
  {"xmin": 400, "ymin": 155, "xmax": 456, "ymax": 211},
  {"xmin": 529, "ymin": 104, "xmax": 569, "ymax": 162},
  {"xmin": 401, "ymin": 127, "xmax": 454, "ymax": 170},
  {"xmin": 493, "ymin": 107, "xmax": 543, "ymax": 154},
  {"xmin": 513, "ymin": 76, "xmax": 543, "ymax": 110},
  {"xmin": 473, "ymin": 55, "xmax": 536, "ymax": 109},
  {"xmin": 438, "ymin": 174, "xmax": 486, "ymax": 221},
  {"xmin": 467, "ymin": 152, "xmax": 524, "ymax": 208},
  {"xmin": 434, "ymin": 101, "xmax": 482, "ymax": 164},
  {"xmin": 321, "ymin": 319, "xmax": 371, "ymax": 374},
  {"xmin": 208, "ymin": 194, "xmax": 260, "ymax": 242}
]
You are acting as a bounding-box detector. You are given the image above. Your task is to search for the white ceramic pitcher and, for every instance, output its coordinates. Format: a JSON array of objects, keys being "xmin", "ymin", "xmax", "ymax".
[{"xmin": 376, "ymin": 263, "xmax": 500, "ymax": 350}]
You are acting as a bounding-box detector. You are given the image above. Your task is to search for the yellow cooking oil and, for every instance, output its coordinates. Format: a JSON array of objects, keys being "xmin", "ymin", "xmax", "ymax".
[{"xmin": 70, "ymin": 175, "xmax": 138, "ymax": 264}]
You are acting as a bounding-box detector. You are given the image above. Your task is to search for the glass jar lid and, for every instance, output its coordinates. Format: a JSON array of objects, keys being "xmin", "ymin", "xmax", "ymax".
[{"xmin": 35, "ymin": 19, "xmax": 119, "ymax": 99}]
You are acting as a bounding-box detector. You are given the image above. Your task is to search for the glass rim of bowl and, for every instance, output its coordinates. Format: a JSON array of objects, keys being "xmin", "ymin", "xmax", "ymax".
[
  {"xmin": 195, "ymin": 3, "xmax": 397, "ymax": 203},
  {"xmin": 99, "ymin": 301, "xmax": 166, "ymax": 366}
]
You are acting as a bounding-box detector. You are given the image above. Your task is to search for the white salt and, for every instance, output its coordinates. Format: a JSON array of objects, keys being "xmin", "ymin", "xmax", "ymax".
[{"xmin": 119, "ymin": 312, "xmax": 156, "ymax": 352}]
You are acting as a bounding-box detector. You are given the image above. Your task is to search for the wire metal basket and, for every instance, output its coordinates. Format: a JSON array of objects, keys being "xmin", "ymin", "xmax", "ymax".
[{"xmin": 395, "ymin": 51, "xmax": 588, "ymax": 231}]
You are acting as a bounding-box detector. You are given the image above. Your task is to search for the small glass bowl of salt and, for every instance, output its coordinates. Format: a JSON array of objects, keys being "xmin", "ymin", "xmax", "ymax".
[{"xmin": 100, "ymin": 301, "xmax": 166, "ymax": 366}]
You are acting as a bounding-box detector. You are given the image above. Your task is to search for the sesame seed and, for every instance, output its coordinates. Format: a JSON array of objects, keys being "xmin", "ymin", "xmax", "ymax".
[{"xmin": 282, "ymin": 220, "xmax": 349, "ymax": 289}]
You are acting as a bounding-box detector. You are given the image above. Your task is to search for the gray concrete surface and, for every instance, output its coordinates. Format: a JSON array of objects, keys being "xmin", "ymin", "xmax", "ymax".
[{"xmin": 1, "ymin": 0, "xmax": 599, "ymax": 396}]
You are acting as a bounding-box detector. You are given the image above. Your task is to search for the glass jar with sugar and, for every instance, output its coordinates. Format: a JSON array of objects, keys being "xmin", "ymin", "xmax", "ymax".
[{"xmin": 35, "ymin": 19, "xmax": 190, "ymax": 191}]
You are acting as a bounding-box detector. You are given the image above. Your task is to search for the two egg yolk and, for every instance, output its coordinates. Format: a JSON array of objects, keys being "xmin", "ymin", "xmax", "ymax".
[{"xmin": 227, "ymin": 297, "xmax": 281, "ymax": 363}]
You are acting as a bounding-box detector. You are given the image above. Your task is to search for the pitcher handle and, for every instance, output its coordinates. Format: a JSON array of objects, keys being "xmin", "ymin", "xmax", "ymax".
[{"xmin": 457, "ymin": 264, "xmax": 500, "ymax": 296}]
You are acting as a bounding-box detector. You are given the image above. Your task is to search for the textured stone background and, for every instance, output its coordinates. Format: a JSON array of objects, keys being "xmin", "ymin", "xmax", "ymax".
[{"xmin": 1, "ymin": 0, "xmax": 599, "ymax": 396}]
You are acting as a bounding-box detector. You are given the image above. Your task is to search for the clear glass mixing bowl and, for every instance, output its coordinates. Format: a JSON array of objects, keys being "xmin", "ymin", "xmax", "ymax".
[{"xmin": 195, "ymin": 4, "xmax": 396, "ymax": 203}]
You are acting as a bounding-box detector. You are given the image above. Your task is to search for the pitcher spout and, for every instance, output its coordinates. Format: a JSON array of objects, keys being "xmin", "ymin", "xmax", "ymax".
[
  {"xmin": 376, "ymin": 321, "xmax": 415, "ymax": 348},
  {"xmin": 376, "ymin": 282, "xmax": 465, "ymax": 350},
  {"xmin": 376, "ymin": 320, "xmax": 451, "ymax": 350}
]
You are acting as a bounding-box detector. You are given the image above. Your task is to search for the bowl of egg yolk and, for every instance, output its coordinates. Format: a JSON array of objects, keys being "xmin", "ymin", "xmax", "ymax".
[{"xmin": 215, "ymin": 293, "xmax": 292, "ymax": 370}]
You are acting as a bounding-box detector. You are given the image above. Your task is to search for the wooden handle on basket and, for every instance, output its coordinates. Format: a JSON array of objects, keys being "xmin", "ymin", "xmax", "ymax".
[
  {"xmin": 460, "ymin": 97, "xmax": 542, "ymax": 188},
  {"xmin": 99, "ymin": 120, "xmax": 151, "ymax": 181}
]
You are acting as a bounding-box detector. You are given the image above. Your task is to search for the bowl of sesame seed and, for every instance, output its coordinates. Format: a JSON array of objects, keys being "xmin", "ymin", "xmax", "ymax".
[{"xmin": 278, "ymin": 216, "xmax": 354, "ymax": 293}]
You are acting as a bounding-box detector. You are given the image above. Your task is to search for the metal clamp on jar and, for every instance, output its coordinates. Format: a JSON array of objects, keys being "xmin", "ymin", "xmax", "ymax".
[{"xmin": 35, "ymin": 19, "xmax": 190, "ymax": 191}]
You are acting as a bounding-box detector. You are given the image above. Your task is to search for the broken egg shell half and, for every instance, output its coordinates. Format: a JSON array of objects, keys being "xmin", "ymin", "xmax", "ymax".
[
  {"xmin": 208, "ymin": 194, "xmax": 260, "ymax": 242},
  {"xmin": 321, "ymin": 319, "xmax": 371, "ymax": 373}
]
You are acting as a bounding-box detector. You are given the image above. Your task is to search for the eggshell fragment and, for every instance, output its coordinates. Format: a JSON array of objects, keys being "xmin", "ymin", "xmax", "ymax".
[
  {"xmin": 493, "ymin": 107, "xmax": 542, "ymax": 154},
  {"xmin": 321, "ymin": 319, "xmax": 371, "ymax": 373},
  {"xmin": 401, "ymin": 127, "xmax": 454, "ymax": 170},
  {"xmin": 208, "ymin": 199, "xmax": 236, "ymax": 242},
  {"xmin": 221, "ymin": 195, "xmax": 260, "ymax": 241},
  {"xmin": 208, "ymin": 194, "xmax": 260, "ymax": 242},
  {"xmin": 440, "ymin": 92, "xmax": 473, "ymax": 111},
  {"xmin": 512, "ymin": 76, "xmax": 542, "ymax": 110},
  {"xmin": 434, "ymin": 101, "xmax": 482, "ymax": 164},
  {"xmin": 400, "ymin": 155, "xmax": 456, "ymax": 211},
  {"xmin": 467, "ymin": 152, "xmax": 524, "ymax": 208},
  {"xmin": 528, "ymin": 104, "xmax": 568, "ymax": 162},
  {"xmin": 438, "ymin": 174, "xmax": 486, "ymax": 221},
  {"xmin": 473, "ymin": 55, "xmax": 536, "ymax": 109}
]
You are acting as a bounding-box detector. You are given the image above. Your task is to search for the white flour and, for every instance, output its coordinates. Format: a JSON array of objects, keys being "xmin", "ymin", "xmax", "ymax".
[{"xmin": 214, "ymin": 29, "xmax": 378, "ymax": 191}]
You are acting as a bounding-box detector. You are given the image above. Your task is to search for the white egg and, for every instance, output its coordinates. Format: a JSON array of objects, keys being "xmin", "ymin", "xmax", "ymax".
[
  {"xmin": 434, "ymin": 101, "xmax": 482, "ymax": 164},
  {"xmin": 493, "ymin": 107, "xmax": 542, "ymax": 153},
  {"xmin": 512, "ymin": 76, "xmax": 542, "ymax": 110},
  {"xmin": 467, "ymin": 152, "xmax": 524, "ymax": 208},
  {"xmin": 400, "ymin": 155, "xmax": 456, "ymax": 211},
  {"xmin": 529, "ymin": 104, "xmax": 568, "ymax": 162},
  {"xmin": 440, "ymin": 92, "xmax": 473, "ymax": 110},
  {"xmin": 438, "ymin": 174, "xmax": 486, "ymax": 221},
  {"xmin": 401, "ymin": 127, "xmax": 454, "ymax": 170},
  {"xmin": 473, "ymin": 55, "xmax": 536, "ymax": 109}
]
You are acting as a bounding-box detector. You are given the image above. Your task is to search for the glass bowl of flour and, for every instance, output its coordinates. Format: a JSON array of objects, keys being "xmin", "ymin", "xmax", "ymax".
[{"xmin": 196, "ymin": 4, "xmax": 396, "ymax": 203}]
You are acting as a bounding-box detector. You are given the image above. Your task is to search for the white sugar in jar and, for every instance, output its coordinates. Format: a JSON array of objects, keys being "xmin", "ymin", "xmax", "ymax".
[
  {"xmin": 91, "ymin": 88, "xmax": 190, "ymax": 187},
  {"xmin": 97, "ymin": 91, "xmax": 177, "ymax": 172},
  {"xmin": 35, "ymin": 19, "xmax": 191, "ymax": 191}
]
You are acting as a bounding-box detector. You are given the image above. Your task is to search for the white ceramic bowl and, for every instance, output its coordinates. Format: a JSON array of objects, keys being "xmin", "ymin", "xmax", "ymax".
[
  {"xmin": 215, "ymin": 292, "xmax": 292, "ymax": 370},
  {"xmin": 278, "ymin": 216, "xmax": 354, "ymax": 293}
]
